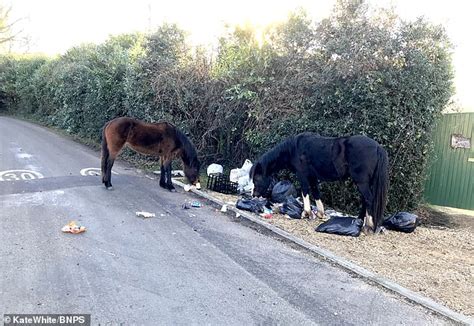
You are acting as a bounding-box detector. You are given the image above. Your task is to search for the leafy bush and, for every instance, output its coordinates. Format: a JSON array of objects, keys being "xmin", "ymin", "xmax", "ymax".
[{"xmin": 0, "ymin": 1, "xmax": 454, "ymax": 214}]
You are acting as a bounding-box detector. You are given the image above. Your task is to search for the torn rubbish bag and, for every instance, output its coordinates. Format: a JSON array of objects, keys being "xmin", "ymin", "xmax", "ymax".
[
  {"xmin": 316, "ymin": 216, "xmax": 363, "ymax": 237},
  {"xmin": 230, "ymin": 159, "xmax": 254, "ymax": 194},
  {"xmin": 280, "ymin": 197, "xmax": 303, "ymax": 219},
  {"xmin": 271, "ymin": 180, "xmax": 297, "ymax": 203},
  {"xmin": 383, "ymin": 212, "xmax": 417, "ymax": 233},
  {"xmin": 236, "ymin": 197, "xmax": 267, "ymax": 213}
]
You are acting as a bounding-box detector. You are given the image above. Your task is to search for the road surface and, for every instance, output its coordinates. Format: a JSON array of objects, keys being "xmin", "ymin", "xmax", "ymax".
[{"xmin": 0, "ymin": 117, "xmax": 453, "ymax": 325}]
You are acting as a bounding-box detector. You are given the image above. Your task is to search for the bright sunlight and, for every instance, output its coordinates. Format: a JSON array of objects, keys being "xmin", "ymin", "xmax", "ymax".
[{"xmin": 5, "ymin": 0, "xmax": 474, "ymax": 111}]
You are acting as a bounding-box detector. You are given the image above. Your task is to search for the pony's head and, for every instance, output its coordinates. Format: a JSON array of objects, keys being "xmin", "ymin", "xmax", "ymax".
[
  {"xmin": 249, "ymin": 161, "xmax": 272, "ymax": 198},
  {"xmin": 175, "ymin": 127, "xmax": 201, "ymax": 189},
  {"xmin": 184, "ymin": 157, "xmax": 201, "ymax": 189}
]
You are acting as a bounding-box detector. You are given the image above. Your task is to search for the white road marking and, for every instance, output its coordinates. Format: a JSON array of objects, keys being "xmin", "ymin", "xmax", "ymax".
[
  {"xmin": 16, "ymin": 153, "xmax": 33, "ymax": 159},
  {"xmin": 80, "ymin": 168, "xmax": 118, "ymax": 176},
  {"xmin": 0, "ymin": 170, "xmax": 44, "ymax": 181}
]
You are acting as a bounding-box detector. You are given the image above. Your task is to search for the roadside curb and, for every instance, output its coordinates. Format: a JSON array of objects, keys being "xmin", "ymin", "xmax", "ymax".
[{"xmin": 173, "ymin": 179, "xmax": 474, "ymax": 325}]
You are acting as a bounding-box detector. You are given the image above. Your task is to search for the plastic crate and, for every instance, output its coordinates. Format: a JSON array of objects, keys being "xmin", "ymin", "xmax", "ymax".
[{"xmin": 206, "ymin": 173, "xmax": 238, "ymax": 194}]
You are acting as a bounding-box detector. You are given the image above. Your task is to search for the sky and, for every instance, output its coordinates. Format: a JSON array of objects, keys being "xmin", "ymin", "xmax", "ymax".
[{"xmin": 5, "ymin": 0, "xmax": 474, "ymax": 112}]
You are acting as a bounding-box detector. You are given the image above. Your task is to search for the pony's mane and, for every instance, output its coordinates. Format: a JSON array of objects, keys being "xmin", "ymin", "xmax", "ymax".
[
  {"xmin": 173, "ymin": 126, "xmax": 199, "ymax": 168},
  {"xmin": 258, "ymin": 135, "xmax": 297, "ymax": 174}
]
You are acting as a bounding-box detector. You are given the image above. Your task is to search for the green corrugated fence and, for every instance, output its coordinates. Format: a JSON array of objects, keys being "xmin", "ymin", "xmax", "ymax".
[{"xmin": 424, "ymin": 112, "xmax": 474, "ymax": 210}]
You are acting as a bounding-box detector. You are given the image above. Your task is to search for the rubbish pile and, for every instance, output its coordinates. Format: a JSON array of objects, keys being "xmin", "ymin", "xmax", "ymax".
[
  {"xmin": 205, "ymin": 160, "xmax": 254, "ymax": 195},
  {"xmin": 234, "ymin": 179, "xmax": 308, "ymax": 219},
  {"xmin": 203, "ymin": 162, "xmax": 419, "ymax": 237},
  {"xmin": 230, "ymin": 177, "xmax": 419, "ymax": 237},
  {"xmin": 315, "ymin": 210, "xmax": 419, "ymax": 236}
]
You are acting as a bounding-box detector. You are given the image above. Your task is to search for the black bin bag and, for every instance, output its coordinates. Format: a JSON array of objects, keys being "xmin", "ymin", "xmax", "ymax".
[
  {"xmin": 383, "ymin": 212, "xmax": 417, "ymax": 233},
  {"xmin": 316, "ymin": 216, "xmax": 363, "ymax": 237},
  {"xmin": 271, "ymin": 180, "xmax": 297, "ymax": 203},
  {"xmin": 280, "ymin": 197, "xmax": 303, "ymax": 219},
  {"xmin": 236, "ymin": 197, "xmax": 268, "ymax": 214}
]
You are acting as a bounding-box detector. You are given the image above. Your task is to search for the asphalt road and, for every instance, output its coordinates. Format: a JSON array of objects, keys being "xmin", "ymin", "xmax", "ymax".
[{"xmin": 0, "ymin": 117, "xmax": 453, "ymax": 325}]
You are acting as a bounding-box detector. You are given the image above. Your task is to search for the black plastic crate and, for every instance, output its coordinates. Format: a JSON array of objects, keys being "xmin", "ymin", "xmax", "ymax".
[{"xmin": 206, "ymin": 173, "xmax": 238, "ymax": 194}]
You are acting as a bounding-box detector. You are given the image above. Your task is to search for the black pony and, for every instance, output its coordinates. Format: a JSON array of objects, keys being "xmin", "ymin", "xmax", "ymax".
[
  {"xmin": 101, "ymin": 117, "xmax": 201, "ymax": 191},
  {"xmin": 250, "ymin": 132, "xmax": 389, "ymax": 234}
]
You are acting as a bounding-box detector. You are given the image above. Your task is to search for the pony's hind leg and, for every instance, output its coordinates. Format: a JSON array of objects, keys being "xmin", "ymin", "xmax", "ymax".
[
  {"xmin": 104, "ymin": 158, "xmax": 115, "ymax": 189},
  {"xmin": 357, "ymin": 196, "xmax": 367, "ymax": 220},
  {"xmin": 103, "ymin": 142, "xmax": 122, "ymax": 189}
]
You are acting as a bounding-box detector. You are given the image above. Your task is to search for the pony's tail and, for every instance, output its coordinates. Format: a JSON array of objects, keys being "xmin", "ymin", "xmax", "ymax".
[
  {"xmin": 371, "ymin": 146, "xmax": 389, "ymax": 230},
  {"xmin": 101, "ymin": 123, "xmax": 110, "ymax": 184}
]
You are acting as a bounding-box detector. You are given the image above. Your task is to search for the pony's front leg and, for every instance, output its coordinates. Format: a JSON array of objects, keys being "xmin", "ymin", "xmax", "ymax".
[
  {"xmin": 164, "ymin": 161, "xmax": 176, "ymax": 192},
  {"xmin": 297, "ymin": 173, "xmax": 313, "ymax": 219}
]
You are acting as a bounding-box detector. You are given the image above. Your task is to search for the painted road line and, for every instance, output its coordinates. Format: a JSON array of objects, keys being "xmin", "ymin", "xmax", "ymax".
[
  {"xmin": 80, "ymin": 168, "xmax": 118, "ymax": 176},
  {"xmin": 0, "ymin": 170, "xmax": 44, "ymax": 181}
]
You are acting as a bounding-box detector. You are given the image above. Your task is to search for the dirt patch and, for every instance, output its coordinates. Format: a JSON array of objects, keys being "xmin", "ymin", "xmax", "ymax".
[{"xmin": 204, "ymin": 189, "xmax": 474, "ymax": 317}]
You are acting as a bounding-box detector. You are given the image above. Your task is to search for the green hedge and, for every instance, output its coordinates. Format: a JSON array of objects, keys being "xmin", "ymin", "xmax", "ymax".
[{"xmin": 0, "ymin": 2, "xmax": 454, "ymax": 214}]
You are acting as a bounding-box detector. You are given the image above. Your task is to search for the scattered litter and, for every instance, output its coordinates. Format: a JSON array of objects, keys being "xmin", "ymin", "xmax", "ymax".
[
  {"xmin": 172, "ymin": 170, "xmax": 185, "ymax": 177},
  {"xmin": 236, "ymin": 197, "xmax": 268, "ymax": 213},
  {"xmin": 260, "ymin": 213, "xmax": 273, "ymax": 219},
  {"xmin": 191, "ymin": 201, "xmax": 202, "ymax": 208},
  {"xmin": 383, "ymin": 212, "xmax": 418, "ymax": 233},
  {"xmin": 135, "ymin": 211, "xmax": 156, "ymax": 218},
  {"xmin": 221, "ymin": 204, "xmax": 228, "ymax": 212},
  {"xmin": 153, "ymin": 170, "xmax": 185, "ymax": 177},
  {"xmin": 263, "ymin": 207, "xmax": 273, "ymax": 214},
  {"xmin": 316, "ymin": 216, "xmax": 363, "ymax": 237},
  {"xmin": 207, "ymin": 163, "xmax": 224, "ymax": 176},
  {"xmin": 61, "ymin": 221, "xmax": 86, "ymax": 234}
]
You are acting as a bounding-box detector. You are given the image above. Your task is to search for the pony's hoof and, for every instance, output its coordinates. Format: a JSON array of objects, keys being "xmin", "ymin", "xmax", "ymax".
[
  {"xmin": 105, "ymin": 186, "xmax": 114, "ymax": 190},
  {"xmin": 362, "ymin": 225, "xmax": 374, "ymax": 235},
  {"xmin": 316, "ymin": 212, "xmax": 329, "ymax": 220},
  {"xmin": 301, "ymin": 210, "xmax": 311, "ymax": 219},
  {"xmin": 169, "ymin": 188, "xmax": 177, "ymax": 192}
]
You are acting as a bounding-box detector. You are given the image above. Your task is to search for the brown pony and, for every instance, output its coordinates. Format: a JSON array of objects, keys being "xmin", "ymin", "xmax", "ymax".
[{"xmin": 101, "ymin": 117, "xmax": 201, "ymax": 191}]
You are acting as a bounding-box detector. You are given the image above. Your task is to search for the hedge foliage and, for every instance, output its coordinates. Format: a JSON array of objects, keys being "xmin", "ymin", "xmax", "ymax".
[{"xmin": 0, "ymin": 1, "xmax": 454, "ymax": 214}]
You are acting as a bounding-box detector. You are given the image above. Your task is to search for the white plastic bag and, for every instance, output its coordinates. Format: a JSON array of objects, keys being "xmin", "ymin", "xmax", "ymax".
[
  {"xmin": 230, "ymin": 159, "xmax": 253, "ymax": 193},
  {"xmin": 230, "ymin": 159, "xmax": 252, "ymax": 183},
  {"xmin": 207, "ymin": 163, "xmax": 223, "ymax": 176}
]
